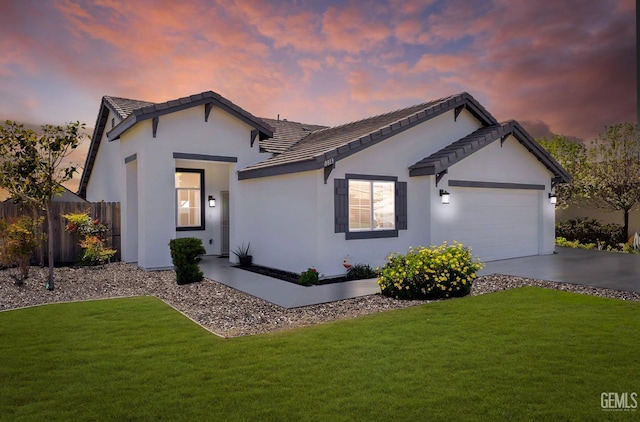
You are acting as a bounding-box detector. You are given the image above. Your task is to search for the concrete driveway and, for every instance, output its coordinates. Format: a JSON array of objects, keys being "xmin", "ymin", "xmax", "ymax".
[{"xmin": 479, "ymin": 247, "xmax": 640, "ymax": 293}]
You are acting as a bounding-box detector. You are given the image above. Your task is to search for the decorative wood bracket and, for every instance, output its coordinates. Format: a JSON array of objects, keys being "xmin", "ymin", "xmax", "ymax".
[
  {"xmin": 204, "ymin": 103, "xmax": 213, "ymax": 122},
  {"xmin": 435, "ymin": 169, "xmax": 448, "ymax": 186},
  {"xmin": 500, "ymin": 135, "xmax": 508, "ymax": 147},
  {"xmin": 324, "ymin": 162, "xmax": 335, "ymax": 184},
  {"xmin": 250, "ymin": 130, "xmax": 258, "ymax": 148},
  {"xmin": 551, "ymin": 176, "xmax": 562, "ymax": 189},
  {"xmin": 152, "ymin": 117, "xmax": 159, "ymax": 138},
  {"xmin": 454, "ymin": 105, "xmax": 465, "ymax": 121}
]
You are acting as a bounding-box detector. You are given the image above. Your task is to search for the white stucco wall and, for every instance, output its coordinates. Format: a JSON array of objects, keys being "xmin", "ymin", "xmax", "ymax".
[
  {"xmin": 88, "ymin": 103, "xmax": 271, "ymax": 270},
  {"xmin": 85, "ymin": 109, "xmax": 126, "ymax": 203},
  {"xmin": 234, "ymin": 171, "xmax": 319, "ymax": 272}
]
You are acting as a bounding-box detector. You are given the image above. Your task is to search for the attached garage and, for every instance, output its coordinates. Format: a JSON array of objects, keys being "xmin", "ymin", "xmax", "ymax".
[
  {"xmin": 444, "ymin": 185, "xmax": 541, "ymax": 261},
  {"xmin": 411, "ymin": 119, "xmax": 570, "ymax": 263}
]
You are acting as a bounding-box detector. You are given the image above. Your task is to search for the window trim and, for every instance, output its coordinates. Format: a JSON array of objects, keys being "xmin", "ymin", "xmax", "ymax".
[
  {"xmin": 345, "ymin": 174, "xmax": 399, "ymax": 240},
  {"xmin": 175, "ymin": 168, "xmax": 205, "ymax": 231}
]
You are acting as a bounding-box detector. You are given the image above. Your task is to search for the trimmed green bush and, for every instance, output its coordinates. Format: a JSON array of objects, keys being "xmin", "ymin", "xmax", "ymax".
[
  {"xmin": 168, "ymin": 238, "xmax": 206, "ymax": 285},
  {"xmin": 555, "ymin": 218, "xmax": 624, "ymax": 249},
  {"xmin": 346, "ymin": 263, "xmax": 377, "ymax": 280},
  {"xmin": 378, "ymin": 242, "xmax": 484, "ymax": 300}
]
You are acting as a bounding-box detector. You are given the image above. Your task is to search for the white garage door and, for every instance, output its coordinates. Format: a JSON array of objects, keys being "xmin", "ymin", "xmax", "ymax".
[{"xmin": 446, "ymin": 188, "xmax": 540, "ymax": 261}]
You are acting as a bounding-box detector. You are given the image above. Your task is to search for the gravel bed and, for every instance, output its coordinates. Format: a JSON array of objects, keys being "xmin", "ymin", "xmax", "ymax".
[{"xmin": 1, "ymin": 262, "xmax": 639, "ymax": 337}]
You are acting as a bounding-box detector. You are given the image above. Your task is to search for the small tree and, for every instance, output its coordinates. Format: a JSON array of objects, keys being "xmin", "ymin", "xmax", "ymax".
[
  {"xmin": 585, "ymin": 123, "xmax": 640, "ymax": 237},
  {"xmin": 63, "ymin": 212, "xmax": 117, "ymax": 265},
  {"xmin": 0, "ymin": 121, "xmax": 87, "ymax": 290},
  {"xmin": 537, "ymin": 135, "xmax": 587, "ymax": 208}
]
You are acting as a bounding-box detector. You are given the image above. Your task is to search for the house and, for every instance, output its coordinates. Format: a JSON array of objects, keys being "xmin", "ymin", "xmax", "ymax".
[{"xmin": 78, "ymin": 91, "xmax": 570, "ymax": 275}]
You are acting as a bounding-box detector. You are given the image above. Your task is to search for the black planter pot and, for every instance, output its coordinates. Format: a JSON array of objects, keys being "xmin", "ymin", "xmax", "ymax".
[{"xmin": 238, "ymin": 255, "xmax": 253, "ymax": 267}]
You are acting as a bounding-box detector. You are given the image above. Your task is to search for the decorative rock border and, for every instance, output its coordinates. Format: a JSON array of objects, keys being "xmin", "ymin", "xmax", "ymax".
[{"xmin": 1, "ymin": 263, "xmax": 638, "ymax": 337}]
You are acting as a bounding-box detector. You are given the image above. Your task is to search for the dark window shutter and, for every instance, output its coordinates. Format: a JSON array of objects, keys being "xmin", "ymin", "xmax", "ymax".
[
  {"xmin": 395, "ymin": 181, "xmax": 407, "ymax": 230},
  {"xmin": 334, "ymin": 178, "xmax": 348, "ymax": 233}
]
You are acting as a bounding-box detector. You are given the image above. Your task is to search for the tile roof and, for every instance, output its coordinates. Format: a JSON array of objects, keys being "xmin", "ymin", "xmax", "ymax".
[
  {"xmin": 103, "ymin": 96, "xmax": 156, "ymax": 120},
  {"xmin": 259, "ymin": 118, "xmax": 328, "ymax": 154},
  {"xmin": 238, "ymin": 92, "xmax": 498, "ymax": 180},
  {"xmin": 409, "ymin": 120, "xmax": 571, "ymax": 182}
]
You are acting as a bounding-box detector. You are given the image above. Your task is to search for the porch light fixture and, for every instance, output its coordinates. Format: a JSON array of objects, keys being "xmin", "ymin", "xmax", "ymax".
[
  {"xmin": 208, "ymin": 195, "xmax": 216, "ymax": 207},
  {"xmin": 440, "ymin": 189, "xmax": 450, "ymax": 204},
  {"xmin": 548, "ymin": 193, "xmax": 557, "ymax": 205}
]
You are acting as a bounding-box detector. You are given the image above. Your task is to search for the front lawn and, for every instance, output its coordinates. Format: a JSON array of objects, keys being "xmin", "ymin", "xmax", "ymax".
[{"xmin": 1, "ymin": 288, "xmax": 638, "ymax": 421}]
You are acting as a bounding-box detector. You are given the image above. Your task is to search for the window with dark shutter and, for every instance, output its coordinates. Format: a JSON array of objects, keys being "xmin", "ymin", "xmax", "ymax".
[{"xmin": 334, "ymin": 175, "xmax": 407, "ymax": 239}]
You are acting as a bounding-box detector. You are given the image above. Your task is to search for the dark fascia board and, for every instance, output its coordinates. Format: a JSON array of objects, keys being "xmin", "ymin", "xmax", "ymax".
[
  {"xmin": 409, "ymin": 125, "xmax": 505, "ymax": 177},
  {"xmin": 508, "ymin": 121, "xmax": 571, "ymax": 183},
  {"xmin": 173, "ymin": 152, "xmax": 237, "ymax": 163},
  {"xmin": 107, "ymin": 92, "xmax": 273, "ymax": 142},
  {"xmin": 239, "ymin": 92, "xmax": 498, "ymax": 181},
  {"xmin": 237, "ymin": 158, "xmax": 321, "ymax": 180},
  {"xmin": 78, "ymin": 98, "xmax": 112, "ymax": 198}
]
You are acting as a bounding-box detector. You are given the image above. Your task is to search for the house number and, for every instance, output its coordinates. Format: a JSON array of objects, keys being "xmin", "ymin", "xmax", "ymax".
[{"xmin": 324, "ymin": 158, "xmax": 334, "ymax": 167}]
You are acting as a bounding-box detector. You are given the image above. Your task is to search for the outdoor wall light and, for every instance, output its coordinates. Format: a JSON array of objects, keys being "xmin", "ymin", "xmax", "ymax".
[
  {"xmin": 548, "ymin": 193, "xmax": 557, "ymax": 205},
  {"xmin": 208, "ymin": 195, "xmax": 216, "ymax": 207},
  {"xmin": 440, "ymin": 189, "xmax": 450, "ymax": 204}
]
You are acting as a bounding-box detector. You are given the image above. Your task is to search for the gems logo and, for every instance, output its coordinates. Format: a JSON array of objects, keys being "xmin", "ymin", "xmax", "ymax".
[{"xmin": 601, "ymin": 392, "xmax": 638, "ymax": 411}]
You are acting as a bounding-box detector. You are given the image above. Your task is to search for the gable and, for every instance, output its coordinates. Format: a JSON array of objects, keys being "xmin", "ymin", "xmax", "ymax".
[
  {"xmin": 78, "ymin": 91, "xmax": 274, "ymax": 198},
  {"xmin": 409, "ymin": 120, "xmax": 570, "ymax": 183}
]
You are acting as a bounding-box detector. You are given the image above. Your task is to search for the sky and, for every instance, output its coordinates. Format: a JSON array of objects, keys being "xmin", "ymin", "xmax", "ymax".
[{"xmin": 0, "ymin": 0, "xmax": 637, "ymax": 194}]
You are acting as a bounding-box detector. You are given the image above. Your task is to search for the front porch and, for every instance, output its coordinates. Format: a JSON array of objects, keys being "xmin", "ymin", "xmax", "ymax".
[{"xmin": 199, "ymin": 256, "xmax": 380, "ymax": 308}]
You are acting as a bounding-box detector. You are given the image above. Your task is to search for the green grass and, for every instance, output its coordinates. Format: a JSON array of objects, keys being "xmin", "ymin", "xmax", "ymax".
[{"xmin": 1, "ymin": 288, "xmax": 639, "ymax": 421}]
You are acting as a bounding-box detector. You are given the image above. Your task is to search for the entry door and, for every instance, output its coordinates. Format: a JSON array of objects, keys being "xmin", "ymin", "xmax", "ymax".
[{"xmin": 221, "ymin": 191, "xmax": 230, "ymax": 256}]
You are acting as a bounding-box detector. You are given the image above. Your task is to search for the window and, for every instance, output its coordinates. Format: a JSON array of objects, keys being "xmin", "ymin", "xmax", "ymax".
[
  {"xmin": 175, "ymin": 169, "xmax": 204, "ymax": 230},
  {"xmin": 348, "ymin": 180, "xmax": 395, "ymax": 231},
  {"xmin": 334, "ymin": 174, "xmax": 407, "ymax": 239}
]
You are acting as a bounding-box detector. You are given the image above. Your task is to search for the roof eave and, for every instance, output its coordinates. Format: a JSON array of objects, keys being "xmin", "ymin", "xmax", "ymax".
[
  {"xmin": 238, "ymin": 159, "xmax": 323, "ymax": 180},
  {"xmin": 78, "ymin": 99, "xmax": 111, "ymax": 198}
]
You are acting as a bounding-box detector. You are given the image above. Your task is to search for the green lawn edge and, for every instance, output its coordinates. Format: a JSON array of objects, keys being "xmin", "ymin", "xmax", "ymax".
[{"xmin": 1, "ymin": 288, "xmax": 638, "ymax": 421}]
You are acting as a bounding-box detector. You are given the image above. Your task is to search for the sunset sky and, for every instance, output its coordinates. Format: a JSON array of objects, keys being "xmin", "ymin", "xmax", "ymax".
[{"xmin": 0, "ymin": 0, "xmax": 637, "ymax": 187}]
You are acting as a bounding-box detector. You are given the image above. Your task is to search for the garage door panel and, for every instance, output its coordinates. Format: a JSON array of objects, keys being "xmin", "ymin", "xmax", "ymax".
[{"xmin": 446, "ymin": 188, "xmax": 539, "ymax": 261}]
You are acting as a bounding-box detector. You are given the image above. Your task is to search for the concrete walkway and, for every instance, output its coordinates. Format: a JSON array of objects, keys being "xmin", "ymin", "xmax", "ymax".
[
  {"xmin": 199, "ymin": 256, "xmax": 380, "ymax": 308},
  {"xmin": 480, "ymin": 247, "xmax": 640, "ymax": 293},
  {"xmin": 201, "ymin": 247, "xmax": 640, "ymax": 308}
]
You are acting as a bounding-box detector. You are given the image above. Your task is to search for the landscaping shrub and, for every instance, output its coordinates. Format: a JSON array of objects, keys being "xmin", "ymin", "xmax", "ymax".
[
  {"xmin": 299, "ymin": 268, "xmax": 319, "ymax": 285},
  {"xmin": 346, "ymin": 263, "xmax": 378, "ymax": 280},
  {"xmin": 555, "ymin": 237, "xmax": 596, "ymax": 250},
  {"xmin": 555, "ymin": 218, "xmax": 624, "ymax": 249},
  {"xmin": 0, "ymin": 215, "xmax": 43, "ymax": 284},
  {"xmin": 168, "ymin": 238, "xmax": 206, "ymax": 285},
  {"xmin": 63, "ymin": 212, "xmax": 116, "ymax": 265},
  {"xmin": 378, "ymin": 242, "xmax": 484, "ymax": 300}
]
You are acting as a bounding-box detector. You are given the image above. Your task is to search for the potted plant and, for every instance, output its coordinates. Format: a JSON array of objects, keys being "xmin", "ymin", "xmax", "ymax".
[{"xmin": 233, "ymin": 242, "xmax": 252, "ymax": 266}]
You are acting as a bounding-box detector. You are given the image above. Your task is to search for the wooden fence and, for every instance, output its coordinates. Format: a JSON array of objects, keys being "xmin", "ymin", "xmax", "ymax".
[{"xmin": 0, "ymin": 202, "xmax": 120, "ymax": 265}]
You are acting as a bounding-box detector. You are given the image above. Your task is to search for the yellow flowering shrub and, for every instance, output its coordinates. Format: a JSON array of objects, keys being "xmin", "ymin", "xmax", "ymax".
[{"xmin": 377, "ymin": 242, "xmax": 484, "ymax": 300}]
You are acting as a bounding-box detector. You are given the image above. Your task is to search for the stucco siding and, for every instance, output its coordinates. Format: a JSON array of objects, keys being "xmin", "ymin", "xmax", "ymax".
[
  {"xmin": 234, "ymin": 171, "xmax": 319, "ymax": 274},
  {"xmin": 85, "ymin": 110, "xmax": 125, "ymax": 203}
]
